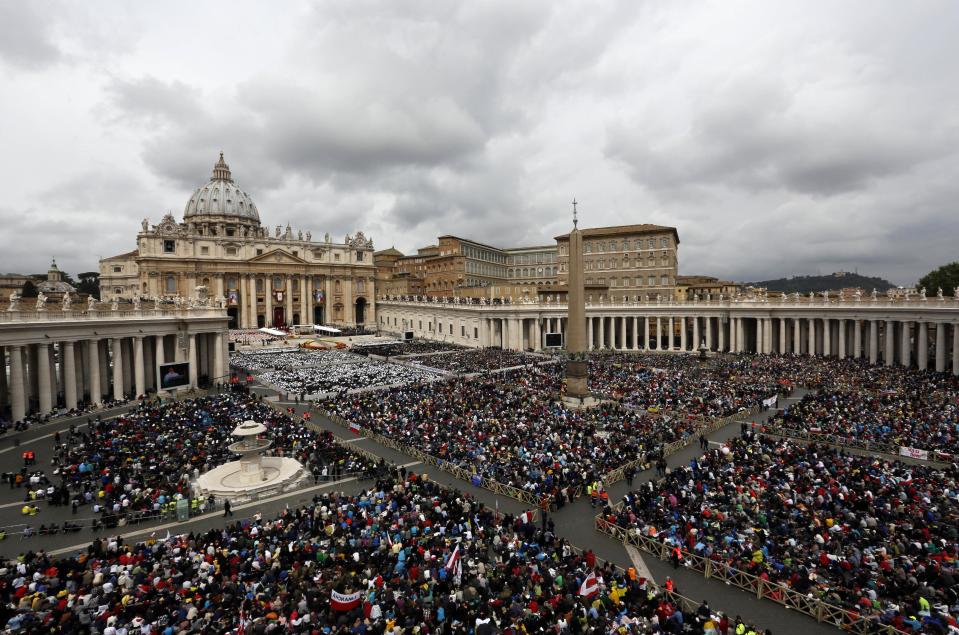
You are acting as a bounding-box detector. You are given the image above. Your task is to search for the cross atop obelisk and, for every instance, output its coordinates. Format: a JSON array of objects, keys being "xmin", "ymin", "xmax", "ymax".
[{"xmin": 572, "ymin": 198, "xmax": 578, "ymax": 228}]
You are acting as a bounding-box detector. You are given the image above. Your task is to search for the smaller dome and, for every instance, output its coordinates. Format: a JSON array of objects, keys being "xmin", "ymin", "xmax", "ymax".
[{"xmin": 183, "ymin": 153, "xmax": 260, "ymax": 223}]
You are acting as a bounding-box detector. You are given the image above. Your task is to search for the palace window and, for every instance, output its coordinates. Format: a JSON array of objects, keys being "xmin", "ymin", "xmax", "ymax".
[
  {"xmin": 163, "ymin": 240, "xmax": 175, "ymax": 253},
  {"xmin": 113, "ymin": 266, "xmax": 122, "ymax": 273},
  {"xmin": 661, "ymin": 274, "xmax": 669, "ymax": 286},
  {"xmin": 356, "ymin": 251, "xmax": 364, "ymax": 261},
  {"xmin": 648, "ymin": 275, "xmax": 656, "ymax": 286}
]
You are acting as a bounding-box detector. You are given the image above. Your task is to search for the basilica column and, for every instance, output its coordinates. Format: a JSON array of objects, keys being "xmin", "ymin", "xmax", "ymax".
[
  {"xmin": 918, "ymin": 322, "xmax": 928, "ymax": 371},
  {"xmin": 215, "ymin": 274, "xmax": 225, "ymax": 301},
  {"xmin": 884, "ymin": 320, "xmax": 895, "ymax": 366},
  {"xmin": 869, "ymin": 321, "xmax": 878, "ymax": 365},
  {"xmin": 112, "ymin": 338, "xmax": 124, "ymax": 400},
  {"xmin": 265, "ymin": 276, "xmax": 273, "ymax": 327},
  {"xmin": 37, "ymin": 343, "xmax": 52, "ymax": 414},
  {"xmin": 300, "ymin": 276, "xmax": 309, "ymax": 325},
  {"xmin": 935, "ymin": 324, "xmax": 946, "ymax": 373},
  {"xmin": 0, "ymin": 347, "xmax": 6, "ymax": 413},
  {"xmin": 900, "ymin": 321, "xmax": 911, "ymax": 367},
  {"xmin": 9, "ymin": 346, "xmax": 25, "ymax": 423},
  {"xmin": 853, "ymin": 320, "xmax": 862, "ymax": 359},
  {"xmin": 249, "ymin": 275, "xmax": 259, "ymax": 328},
  {"xmin": 134, "ymin": 337, "xmax": 145, "ymax": 398},
  {"xmin": 62, "ymin": 342, "xmax": 77, "ymax": 410},
  {"xmin": 285, "ymin": 275, "xmax": 294, "ymax": 326}
]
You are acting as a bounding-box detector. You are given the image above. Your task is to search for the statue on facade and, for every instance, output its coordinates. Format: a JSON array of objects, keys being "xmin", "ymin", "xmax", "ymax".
[
  {"xmin": 275, "ymin": 225, "xmax": 282, "ymax": 238},
  {"xmin": 87, "ymin": 295, "xmax": 97, "ymax": 312},
  {"xmin": 298, "ymin": 230, "xmax": 303, "ymax": 241},
  {"xmin": 7, "ymin": 290, "xmax": 20, "ymax": 312},
  {"xmin": 141, "ymin": 218, "xmax": 149, "ymax": 232},
  {"xmin": 821, "ymin": 290, "xmax": 829, "ymax": 303},
  {"xmin": 306, "ymin": 231, "xmax": 311, "ymax": 242},
  {"xmin": 132, "ymin": 293, "xmax": 142, "ymax": 310},
  {"xmin": 325, "ymin": 233, "xmax": 331, "ymax": 243},
  {"xmin": 36, "ymin": 291, "xmax": 47, "ymax": 312},
  {"xmin": 110, "ymin": 296, "xmax": 119, "ymax": 311},
  {"xmin": 954, "ymin": 286, "xmax": 959, "ymax": 300},
  {"xmin": 61, "ymin": 292, "xmax": 73, "ymax": 312},
  {"xmin": 871, "ymin": 288, "xmax": 878, "ymax": 300},
  {"xmin": 919, "ymin": 286, "xmax": 927, "ymax": 300},
  {"xmin": 937, "ymin": 287, "xmax": 944, "ymax": 300},
  {"xmin": 854, "ymin": 289, "xmax": 862, "ymax": 302},
  {"xmin": 718, "ymin": 293, "xmax": 724, "ymax": 302}
]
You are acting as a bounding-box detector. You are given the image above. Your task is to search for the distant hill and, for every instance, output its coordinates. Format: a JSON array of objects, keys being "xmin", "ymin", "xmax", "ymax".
[{"xmin": 744, "ymin": 272, "xmax": 896, "ymax": 294}]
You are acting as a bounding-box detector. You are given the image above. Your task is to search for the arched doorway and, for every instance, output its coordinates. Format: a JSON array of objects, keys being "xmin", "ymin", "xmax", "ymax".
[
  {"xmin": 314, "ymin": 305, "xmax": 324, "ymax": 325},
  {"xmin": 257, "ymin": 315, "xmax": 265, "ymax": 328},
  {"xmin": 355, "ymin": 297, "xmax": 367, "ymax": 324},
  {"xmin": 227, "ymin": 307, "xmax": 239, "ymax": 329}
]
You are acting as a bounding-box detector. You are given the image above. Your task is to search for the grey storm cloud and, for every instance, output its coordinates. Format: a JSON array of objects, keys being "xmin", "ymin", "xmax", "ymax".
[{"xmin": 1, "ymin": 1, "xmax": 958, "ymax": 285}]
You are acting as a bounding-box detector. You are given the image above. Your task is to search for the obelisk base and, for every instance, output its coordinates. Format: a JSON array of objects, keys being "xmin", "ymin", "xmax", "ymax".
[{"xmin": 565, "ymin": 359, "xmax": 589, "ymax": 398}]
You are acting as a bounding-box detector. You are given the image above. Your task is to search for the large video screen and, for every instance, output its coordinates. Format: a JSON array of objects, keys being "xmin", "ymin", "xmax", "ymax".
[
  {"xmin": 544, "ymin": 333, "xmax": 563, "ymax": 348},
  {"xmin": 158, "ymin": 362, "xmax": 190, "ymax": 390}
]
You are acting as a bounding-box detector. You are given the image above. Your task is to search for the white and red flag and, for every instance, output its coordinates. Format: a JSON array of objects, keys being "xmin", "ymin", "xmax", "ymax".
[
  {"xmin": 330, "ymin": 590, "xmax": 363, "ymax": 611},
  {"xmin": 579, "ymin": 572, "xmax": 599, "ymax": 598}
]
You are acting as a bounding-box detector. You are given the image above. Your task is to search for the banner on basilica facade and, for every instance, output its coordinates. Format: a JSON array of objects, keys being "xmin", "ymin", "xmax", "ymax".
[
  {"xmin": 227, "ymin": 291, "xmax": 238, "ymax": 305},
  {"xmin": 316, "ymin": 289, "xmax": 325, "ymax": 303}
]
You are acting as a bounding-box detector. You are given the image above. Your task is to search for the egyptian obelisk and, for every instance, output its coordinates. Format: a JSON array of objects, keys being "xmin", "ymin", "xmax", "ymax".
[{"xmin": 564, "ymin": 199, "xmax": 588, "ymax": 398}]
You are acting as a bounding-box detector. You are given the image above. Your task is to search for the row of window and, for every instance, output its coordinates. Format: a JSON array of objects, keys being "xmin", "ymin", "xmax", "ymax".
[
  {"xmin": 586, "ymin": 275, "xmax": 674, "ymax": 287},
  {"xmin": 159, "ymin": 240, "xmax": 363, "ymax": 263},
  {"xmin": 508, "ymin": 266, "xmax": 559, "ymax": 278},
  {"xmin": 379, "ymin": 315, "xmax": 480, "ymax": 340}
]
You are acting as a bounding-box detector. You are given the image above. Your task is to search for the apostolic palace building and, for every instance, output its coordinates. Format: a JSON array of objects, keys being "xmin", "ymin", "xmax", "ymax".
[{"xmin": 98, "ymin": 154, "xmax": 376, "ymax": 329}]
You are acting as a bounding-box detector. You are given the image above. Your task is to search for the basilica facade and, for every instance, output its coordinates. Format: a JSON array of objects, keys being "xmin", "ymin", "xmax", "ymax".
[{"xmin": 99, "ymin": 154, "xmax": 375, "ymax": 329}]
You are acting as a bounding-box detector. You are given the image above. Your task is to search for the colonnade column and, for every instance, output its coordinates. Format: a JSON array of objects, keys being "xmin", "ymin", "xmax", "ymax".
[
  {"xmin": 62, "ymin": 342, "xmax": 77, "ymax": 410},
  {"xmin": 598, "ymin": 316, "xmax": 606, "ymax": 350},
  {"xmin": 87, "ymin": 340, "xmax": 101, "ymax": 404},
  {"xmin": 653, "ymin": 317, "xmax": 660, "ymax": 350},
  {"xmin": 738, "ymin": 318, "xmax": 745, "ymax": 353},
  {"xmin": 633, "ymin": 317, "xmax": 639, "ymax": 350},
  {"xmin": 587, "ymin": 317, "xmax": 593, "ymax": 350},
  {"xmin": 837, "ymin": 319, "xmax": 846, "ymax": 359},
  {"xmin": 918, "ymin": 322, "xmax": 928, "ymax": 370},
  {"xmin": 620, "ymin": 317, "xmax": 627, "ymax": 351},
  {"xmin": 953, "ymin": 324, "xmax": 959, "ymax": 375},
  {"xmin": 679, "ymin": 316, "xmax": 686, "ymax": 351},
  {"xmin": 37, "ymin": 343, "xmax": 52, "ymax": 414},
  {"xmin": 900, "ymin": 321, "xmax": 911, "ymax": 367},
  {"xmin": 822, "ymin": 318, "xmax": 831, "ymax": 356},
  {"xmin": 793, "ymin": 319, "xmax": 801, "ymax": 354},
  {"xmin": 667, "ymin": 316, "xmax": 674, "ymax": 351},
  {"xmin": 729, "ymin": 318, "xmax": 736, "ymax": 352},
  {"xmin": 644, "ymin": 317, "xmax": 650, "ymax": 350},
  {"xmin": 868, "ymin": 321, "xmax": 878, "ymax": 365},
  {"xmin": 705, "ymin": 318, "xmax": 712, "ymax": 351},
  {"xmin": 717, "ymin": 318, "xmax": 725, "ymax": 352},
  {"xmin": 692, "ymin": 316, "xmax": 700, "ymax": 350},
  {"xmin": 9, "ymin": 346, "xmax": 25, "ymax": 422},
  {"xmin": 134, "ymin": 337, "xmax": 145, "ymax": 397},
  {"xmin": 807, "ymin": 318, "xmax": 816, "ymax": 356},
  {"xmin": 854, "ymin": 320, "xmax": 862, "ymax": 359},
  {"xmin": 756, "ymin": 319, "xmax": 764, "ymax": 354},
  {"xmin": 112, "ymin": 338, "xmax": 124, "ymax": 400},
  {"xmin": 884, "ymin": 320, "xmax": 895, "ymax": 366},
  {"xmin": 935, "ymin": 324, "xmax": 946, "ymax": 373}
]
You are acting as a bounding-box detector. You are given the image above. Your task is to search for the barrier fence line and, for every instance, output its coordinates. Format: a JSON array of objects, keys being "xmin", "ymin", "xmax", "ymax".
[
  {"xmin": 594, "ymin": 512, "xmax": 899, "ymax": 634},
  {"xmin": 759, "ymin": 424, "xmax": 951, "ymax": 466}
]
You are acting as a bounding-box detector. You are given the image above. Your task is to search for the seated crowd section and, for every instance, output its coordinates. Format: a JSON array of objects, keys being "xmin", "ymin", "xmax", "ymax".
[
  {"xmin": 600, "ymin": 435, "xmax": 959, "ymax": 633},
  {"xmin": 1, "ymin": 473, "xmax": 769, "ymax": 634}
]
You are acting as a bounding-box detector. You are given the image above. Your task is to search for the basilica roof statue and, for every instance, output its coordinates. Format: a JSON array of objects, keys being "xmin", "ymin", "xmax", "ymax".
[{"xmin": 182, "ymin": 152, "xmax": 260, "ymax": 224}]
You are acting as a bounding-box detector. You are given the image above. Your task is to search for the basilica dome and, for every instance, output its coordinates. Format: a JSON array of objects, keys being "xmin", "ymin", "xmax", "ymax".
[{"xmin": 183, "ymin": 153, "xmax": 260, "ymax": 223}]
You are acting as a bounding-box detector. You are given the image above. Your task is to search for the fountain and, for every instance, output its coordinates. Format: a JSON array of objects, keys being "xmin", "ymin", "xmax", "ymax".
[{"xmin": 194, "ymin": 420, "xmax": 310, "ymax": 501}]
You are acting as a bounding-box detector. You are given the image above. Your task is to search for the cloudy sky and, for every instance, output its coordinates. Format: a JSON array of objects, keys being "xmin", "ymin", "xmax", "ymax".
[{"xmin": 1, "ymin": 1, "xmax": 957, "ymax": 284}]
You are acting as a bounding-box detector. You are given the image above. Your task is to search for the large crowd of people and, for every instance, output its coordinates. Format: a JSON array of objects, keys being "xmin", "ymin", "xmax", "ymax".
[
  {"xmin": 352, "ymin": 340, "xmax": 466, "ymax": 357},
  {"xmin": 411, "ymin": 349, "xmax": 551, "ymax": 374},
  {"xmin": 20, "ymin": 394, "xmax": 373, "ymax": 527},
  {"xmin": 322, "ymin": 368, "xmax": 705, "ymax": 504},
  {"xmin": 229, "ymin": 329, "xmax": 284, "ymax": 346},
  {"xmin": 262, "ymin": 361, "xmax": 441, "ymax": 397},
  {"xmin": 1, "ymin": 473, "xmax": 771, "ymax": 634},
  {"xmin": 766, "ymin": 367, "xmax": 959, "ymax": 454},
  {"xmin": 601, "ymin": 434, "xmax": 959, "ymax": 632},
  {"xmin": 231, "ymin": 349, "xmax": 366, "ymax": 372}
]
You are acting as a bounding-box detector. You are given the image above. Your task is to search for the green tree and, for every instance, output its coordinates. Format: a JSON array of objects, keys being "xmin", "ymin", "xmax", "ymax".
[
  {"xmin": 20, "ymin": 280, "xmax": 38, "ymax": 298},
  {"xmin": 77, "ymin": 271, "xmax": 100, "ymax": 299},
  {"xmin": 917, "ymin": 262, "xmax": 959, "ymax": 297}
]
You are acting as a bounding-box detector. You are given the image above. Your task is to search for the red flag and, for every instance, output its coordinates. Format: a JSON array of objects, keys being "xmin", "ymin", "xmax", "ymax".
[
  {"xmin": 579, "ymin": 572, "xmax": 599, "ymax": 597},
  {"xmin": 330, "ymin": 590, "xmax": 363, "ymax": 611},
  {"xmin": 445, "ymin": 544, "xmax": 461, "ymax": 573}
]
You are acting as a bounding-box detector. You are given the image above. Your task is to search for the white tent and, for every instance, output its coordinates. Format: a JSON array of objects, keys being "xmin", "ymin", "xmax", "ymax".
[
  {"xmin": 259, "ymin": 327, "xmax": 286, "ymax": 336},
  {"xmin": 313, "ymin": 325, "xmax": 342, "ymax": 334}
]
